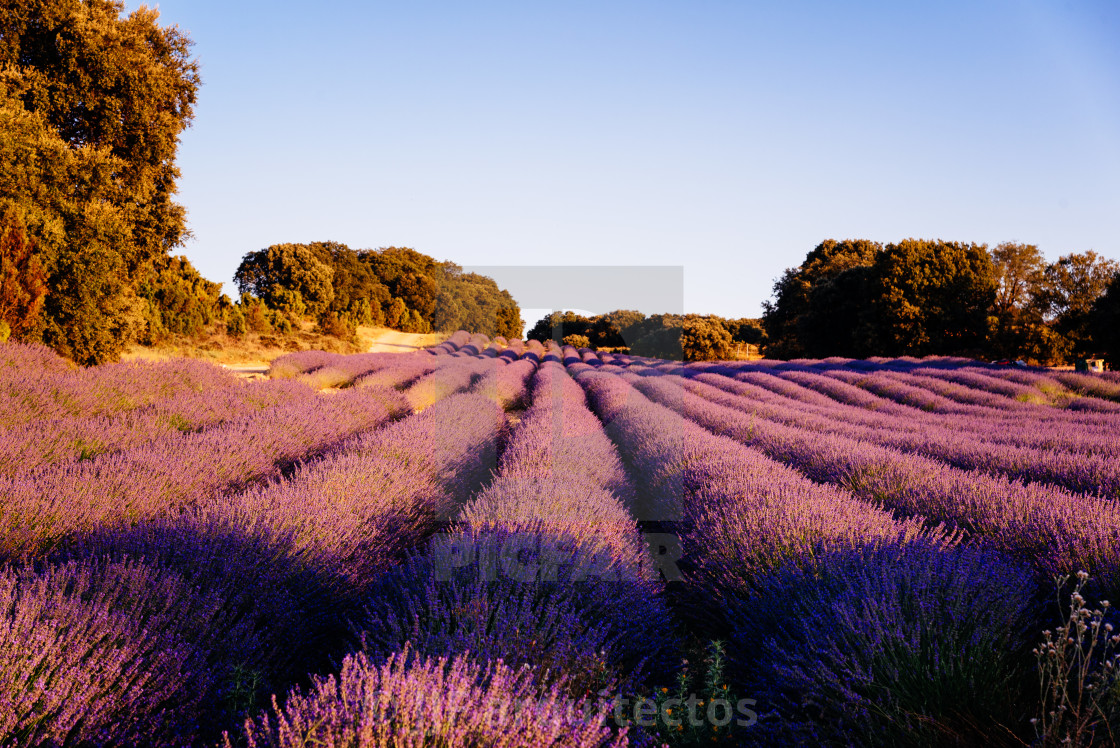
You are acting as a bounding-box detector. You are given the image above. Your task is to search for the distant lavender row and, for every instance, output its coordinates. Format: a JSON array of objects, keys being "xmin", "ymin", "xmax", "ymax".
[
  {"xmin": 630, "ymin": 372, "xmax": 1120, "ymax": 598},
  {"xmin": 297, "ymin": 352, "xmax": 397, "ymax": 389},
  {"xmin": 355, "ymin": 352, "xmax": 449, "ymax": 390},
  {"xmin": 0, "ymin": 379, "xmax": 316, "ymax": 478},
  {"xmin": 674, "ymin": 370, "xmax": 1120, "ymax": 495},
  {"xmin": 1, "ymin": 342, "xmax": 241, "ymax": 426},
  {"xmin": 0, "ymin": 386, "xmax": 408, "ymax": 560}
]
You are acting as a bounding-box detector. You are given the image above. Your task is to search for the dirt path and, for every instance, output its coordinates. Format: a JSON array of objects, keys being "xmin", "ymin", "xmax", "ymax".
[{"xmin": 364, "ymin": 328, "xmax": 441, "ymax": 353}]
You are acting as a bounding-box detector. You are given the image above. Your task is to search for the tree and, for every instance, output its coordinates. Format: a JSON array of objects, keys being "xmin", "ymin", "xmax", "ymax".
[
  {"xmin": 1089, "ymin": 272, "xmax": 1120, "ymax": 367},
  {"xmin": 590, "ymin": 309, "xmax": 647, "ymax": 348},
  {"xmin": 234, "ymin": 244, "xmax": 335, "ymax": 318},
  {"xmin": 1036, "ymin": 251, "xmax": 1119, "ymax": 358},
  {"xmin": 987, "ymin": 243, "xmax": 1060, "ymax": 362},
  {"xmin": 527, "ymin": 311, "xmax": 594, "ymax": 343},
  {"xmin": 0, "ymin": 0, "xmax": 199, "ymax": 362},
  {"xmin": 630, "ymin": 326, "xmax": 684, "ymax": 360},
  {"xmin": 681, "ymin": 317, "xmax": 733, "ymax": 362},
  {"xmin": 763, "ymin": 239, "xmax": 881, "ymax": 358},
  {"xmin": 562, "ymin": 334, "xmax": 591, "ymax": 348},
  {"xmin": 0, "ymin": 204, "xmax": 48, "ymax": 340},
  {"xmin": 136, "ymin": 254, "xmax": 222, "ymax": 343},
  {"xmin": 862, "ymin": 239, "xmax": 996, "ymax": 357}
]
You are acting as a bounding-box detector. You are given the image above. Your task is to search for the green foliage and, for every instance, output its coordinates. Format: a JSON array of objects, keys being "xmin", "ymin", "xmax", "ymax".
[
  {"xmin": 224, "ymin": 306, "xmax": 246, "ymax": 338},
  {"xmin": 562, "ymin": 334, "xmax": 591, "ymax": 348},
  {"xmin": 232, "ymin": 245, "xmax": 521, "ymax": 337},
  {"xmin": 763, "ymin": 239, "xmax": 881, "ymax": 359},
  {"xmin": 314, "ymin": 310, "xmax": 357, "ymax": 342},
  {"xmin": 0, "ymin": 203, "xmax": 48, "ymax": 340},
  {"xmin": 631, "ymin": 325, "xmax": 684, "ymax": 360},
  {"xmin": 864, "ymin": 238, "xmax": 997, "ymax": 357},
  {"xmin": 1037, "ymin": 251, "xmax": 1120, "ymax": 359},
  {"xmin": 646, "ymin": 640, "xmax": 747, "ymax": 746},
  {"xmin": 0, "ymin": 0, "xmax": 200, "ymax": 363},
  {"xmin": 0, "ymin": 320, "xmax": 10, "ymax": 342},
  {"xmin": 136, "ymin": 254, "xmax": 222, "ymax": 343},
  {"xmin": 234, "ymin": 244, "xmax": 335, "ymax": 318},
  {"xmin": 680, "ymin": 318, "xmax": 732, "ymax": 362}
]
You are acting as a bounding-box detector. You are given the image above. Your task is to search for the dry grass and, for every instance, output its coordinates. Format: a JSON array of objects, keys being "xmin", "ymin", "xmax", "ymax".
[{"xmin": 122, "ymin": 323, "xmax": 443, "ymax": 367}]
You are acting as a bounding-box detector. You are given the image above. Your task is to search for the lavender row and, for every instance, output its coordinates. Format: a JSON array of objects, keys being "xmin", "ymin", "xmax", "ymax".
[
  {"xmin": 4, "ymin": 393, "xmax": 505, "ymax": 746},
  {"xmin": 405, "ymin": 356, "xmax": 503, "ymax": 411},
  {"xmin": 1, "ymin": 341, "xmax": 241, "ymax": 427},
  {"xmin": 297, "ymin": 352, "xmax": 397, "ymax": 390},
  {"xmin": 471, "ymin": 357, "xmax": 537, "ymax": 410},
  {"xmin": 629, "ymin": 372, "xmax": 1120, "ymax": 598},
  {"xmin": 426, "ymin": 329, "xmax": 472, "ymax": 354},
  {"xmin": 354, "ymin": 352, "xmax": 450, "ymax": 390},
  {"xmin": 678, "ymin": 370, "xmax": 1120, "ymax": 495},
  {"xmin": 572, "ymin": 367, "xmax": 939, "ymax": 608},
  {"xmin": 267, "ymin": 350, "xmax": 344, "ymax": 379},
  {"xmin": 0, "ymin": 379, "xmax": 317, "ymax": 478},
  {"xmin": 232, "ymin": 647, "xmax": 629, "ymax": 748},
  {"xmin": 359, "ymin": 363, "xmax": 672, "ymax": 698},
  {"xmin": 698, "ymin": 362, "xmax": 1120, "ymax": 439},
  {"xmin": 0, "ymin": 385, "xmax": 408, "ymax": 560}
]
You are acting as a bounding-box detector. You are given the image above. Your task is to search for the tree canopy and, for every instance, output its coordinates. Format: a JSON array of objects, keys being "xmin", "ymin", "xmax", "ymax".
[
  {"xmin": 0, "ymin": 0, "xmax": 200, "ymax": 363},
  {"xmin": 763, "ymin": 238, "xmax": 1117, "ymax": 364},
  {"xmin": 233, "ymin": 243, "xmax": 523, "ymax": 339}
]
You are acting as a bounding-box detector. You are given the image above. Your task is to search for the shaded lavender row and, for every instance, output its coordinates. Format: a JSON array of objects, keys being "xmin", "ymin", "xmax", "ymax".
[
  {"xmin": 674, "ymin": 370, "xmax": 1120, "ymax": 496},
  {"xmin": 426, "ymin": 329, "xmax": 472, "ymax": 354},
  {"xmin": 0, "ymin": 379, "xmax": 316, "ymax": 479},
  {"xmin": 1, "ymin": 556, "xmax": 248, "ymax": 746},
  {"xmin": 232, "ymin": 647, "xmax": 630, "ymax": 748},
  {"xmin": 1, "ymin": 342, "xmax": 241, "ymax": 426},
  {"xmin": 571, "ymin": 367, "xmax": 939, "ymax": 612},
  {"xmin": 354, "ymin": 352, "xmax": 449, "ymax": 390},
  {"xmin": 629, "ymin": 372, "xmax": 1120, "ymax": 598},
  {"xmin": 0, "ymin": 386, "xmax": 408, "ymax": 560}
]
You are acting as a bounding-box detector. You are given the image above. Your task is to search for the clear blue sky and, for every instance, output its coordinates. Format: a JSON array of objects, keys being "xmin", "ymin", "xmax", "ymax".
[{"xmin": 133, "ymin": 0, "xmax": 1120, "ymax": 319}]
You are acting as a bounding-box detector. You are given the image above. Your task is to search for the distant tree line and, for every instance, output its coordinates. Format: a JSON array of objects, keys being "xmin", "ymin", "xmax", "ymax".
[
  {"xmin": 763, "ymin": 239, "xmax": 1120, "ymax": 366},
  {"xmin": 527, "ymin": 310, "xmax": 765, "ymax": 362},
  {"xmin": 231, "ymin": 242, "xmax": 523, "ymax": 342}
]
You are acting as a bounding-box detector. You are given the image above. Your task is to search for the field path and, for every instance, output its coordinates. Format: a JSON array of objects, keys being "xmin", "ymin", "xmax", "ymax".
[{"xmin": 364, "ymin": 328, "xmax": 441, "ymax": 353}]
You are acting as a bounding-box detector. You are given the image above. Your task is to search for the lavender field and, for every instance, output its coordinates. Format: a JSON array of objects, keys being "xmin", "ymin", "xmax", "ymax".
[{"xmin": 3, "ymin": 334, "xmax": 1119, "ymax": 747}]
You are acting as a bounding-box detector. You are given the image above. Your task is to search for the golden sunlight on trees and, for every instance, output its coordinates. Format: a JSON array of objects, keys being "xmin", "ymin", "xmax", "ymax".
[{"xmin": 0, "ymin": 0, "xmax": 200, "ymax": 363}]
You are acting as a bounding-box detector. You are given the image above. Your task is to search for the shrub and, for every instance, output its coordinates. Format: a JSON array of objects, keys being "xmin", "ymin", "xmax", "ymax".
[
  {"xmin": 740, "ymin": 541, "xmax": 1038, "ymax": 746},
  {"xmin": 563, "ymin": 334, "xmax": 592, "ymax": 348},
  {"xmin": 226, "ymin": 306, "xmax": 246, "ymax": 337}
]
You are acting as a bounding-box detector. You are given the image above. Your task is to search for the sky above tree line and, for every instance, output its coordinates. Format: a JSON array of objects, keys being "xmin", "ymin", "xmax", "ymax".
[{"xmin": 132, "ymin": 0, "xmax": 1119, "ymax": 320}]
